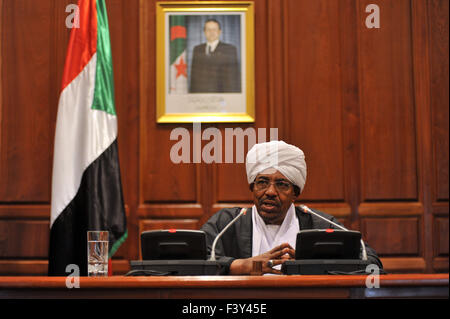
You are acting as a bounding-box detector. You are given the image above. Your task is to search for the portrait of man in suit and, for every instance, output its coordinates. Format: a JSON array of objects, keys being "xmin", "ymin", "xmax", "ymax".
[{"xmin": 189, "ymin": 19, "xmax": 241, "ymax": 93}]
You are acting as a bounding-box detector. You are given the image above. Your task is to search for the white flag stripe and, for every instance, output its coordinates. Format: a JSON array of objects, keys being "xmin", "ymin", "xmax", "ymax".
[
  {"xmin": 170, "ymin": 51, "xmax": 188, "ymax": 94},
  {"xmin": 50, "ymin": 53, "xmax": 117, "ymax": 227}
]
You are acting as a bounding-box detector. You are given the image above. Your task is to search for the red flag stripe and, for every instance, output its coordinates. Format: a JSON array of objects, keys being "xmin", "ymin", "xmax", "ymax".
[{"xmin": 61, "ymin": 0, "xmax": 98, "ymax": 91}]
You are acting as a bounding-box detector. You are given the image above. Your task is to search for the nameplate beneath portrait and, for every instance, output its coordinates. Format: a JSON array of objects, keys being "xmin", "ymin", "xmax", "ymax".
[{"xmin": 165, "ymin": 94, "xmax": 246, "ymax": 114}]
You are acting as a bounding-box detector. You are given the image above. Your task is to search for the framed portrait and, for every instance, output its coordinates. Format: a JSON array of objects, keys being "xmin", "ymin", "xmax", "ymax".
[{"xmin": 154, "ymin": 1, "xmax": 255, "ymax": 123}]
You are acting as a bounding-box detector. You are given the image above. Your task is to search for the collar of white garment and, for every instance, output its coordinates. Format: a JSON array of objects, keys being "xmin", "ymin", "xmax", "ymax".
[
  {"xmin": 206, "ymin": 40, "xmax": 219, "ymax": 53},
  {"xmin": 251, "ymin": 203, "xmax": 299, "ymax": 257}
]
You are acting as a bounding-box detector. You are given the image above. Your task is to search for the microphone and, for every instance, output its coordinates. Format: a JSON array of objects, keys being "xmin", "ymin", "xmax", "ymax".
[
  {"xmin": 299, "ymin": 205, "xmax": 368, "ymax": 260},
  {"xmin": 209, "ymin": 208, "xmax": 247, "ymax": 261}
]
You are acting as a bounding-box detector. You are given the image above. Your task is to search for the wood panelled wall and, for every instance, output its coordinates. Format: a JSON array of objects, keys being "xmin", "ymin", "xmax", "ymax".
[{"xmin": 0, "ymin": 0, "xmax": 448, "ymax": 275}]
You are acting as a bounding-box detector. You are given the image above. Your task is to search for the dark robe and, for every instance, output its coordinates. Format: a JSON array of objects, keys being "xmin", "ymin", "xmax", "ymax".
[
  {"xmin": 189, "ymin": 42, "xmax": 241, "ymax": 93},
  {"xmin": 200, "ymin": 206, "xmax": 383, "ymax": 274}
]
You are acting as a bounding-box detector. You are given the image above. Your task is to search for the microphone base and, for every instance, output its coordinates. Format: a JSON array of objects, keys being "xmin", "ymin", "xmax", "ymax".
[
  {"xmin": 129, "ymin": 260, "xmax": 222, "ymax": 276},
  {"xmin": 281, "ymin": 259, "xmax": 372, "ymax": 275}
]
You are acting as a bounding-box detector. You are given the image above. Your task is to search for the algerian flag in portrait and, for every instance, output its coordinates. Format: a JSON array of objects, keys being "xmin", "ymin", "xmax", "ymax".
[{"xmin": 169, "ymin": 15, "xmax": 188, "ymax": 94}]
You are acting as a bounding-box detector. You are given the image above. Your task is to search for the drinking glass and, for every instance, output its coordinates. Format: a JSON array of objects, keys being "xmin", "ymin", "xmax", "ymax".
[{"xmin": 87, "ymin": 231, "xmax": 109, "ymax": 277}]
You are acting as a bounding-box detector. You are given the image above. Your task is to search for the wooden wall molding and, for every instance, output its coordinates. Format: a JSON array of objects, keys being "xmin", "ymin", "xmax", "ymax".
[
  {"xmin": 267, "ymin": 0, "xmax": 290, "ymax": 136},
  {"xmin": 432, "ymin": 202, "xmax": 450, "ymax": 216},
  {"xmin": 412, "ymin": 0, "xmax": 434, "ymax": 274},
  {"xmin": 0, "ymin": 260, "xmax": 48, "ymax": 276},
  {"xmin": 285, "ymin": 0, "xmax": 346, "ymax": 203},
  {"xmin": 362, "ymin": 217, "xmax": 421, "ymax": 255},
  {"xmin": 301, "ymin": 203, "xmax": 352, "ymax": 218},
  {"xmin": 0, "ymin": 205, "xmax": 50, "ymax": 218},
  {"xmin": 427, "ymin": 0, "xmax": 449, "ymax": 203},
  {"xmin": 137, "ymin": 204, "xmax": 204, "ymax": 218},
  {"xmin": 212, "ymin": 202, "xmax": 352, "ymax": 218},
  {"xmin": 433, "ymin": 257, "xmax": 449, "ymax": 272},
  {"xmin": 0, "ymin": 220, "xmax": 49, "ymax": 258},
  {"xmin": 358, "ymin": 202, "xmax": 424, "ymax": 217},
  {"xmin": 339, "ymin": 0, "xmax": 363, "ymax": 223},
  {"xmin": 357, "ymin": 0, "xmax": 418, "ymax": 202},
  {"xmin": 411, "ymin": 0, "xmax": 449, "ymax": 272},
  {"xmin": 380, "ymin": 257, "xmax": 426, "ymax": 273},
  {"xmin": 434, "ymin": 217, "xmax": 449, "ymax": 255}
]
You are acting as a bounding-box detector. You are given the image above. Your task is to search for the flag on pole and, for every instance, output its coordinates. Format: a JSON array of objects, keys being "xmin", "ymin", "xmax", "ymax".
[
  {"xmin": 169, "ymin": 15, "xmax": 188, "ymax": 94},
  {"xmin": 48, "ymin": 0, "xmax": 127, "ymax": 276}
]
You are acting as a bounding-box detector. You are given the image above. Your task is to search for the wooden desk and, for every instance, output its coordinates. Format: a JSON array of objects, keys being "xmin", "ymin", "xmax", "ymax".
[{"xmin": 0, "ymin": 274, "xmax": 447, "ymax": 299}]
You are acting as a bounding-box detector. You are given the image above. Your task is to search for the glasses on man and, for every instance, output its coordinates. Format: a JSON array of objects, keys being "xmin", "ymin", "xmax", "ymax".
[{"xmin": 253, "ymin": 179, "xmax": 292, "ymax": 193}]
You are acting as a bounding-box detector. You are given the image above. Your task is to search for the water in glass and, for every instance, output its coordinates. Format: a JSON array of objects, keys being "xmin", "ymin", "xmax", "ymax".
[{"xmin": 87, "ymin": 240, "xmax": 108, "ymax": 277}]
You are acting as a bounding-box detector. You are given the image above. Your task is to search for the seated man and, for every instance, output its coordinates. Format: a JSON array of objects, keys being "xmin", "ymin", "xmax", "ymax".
[{"xmin": 201, "ymin": 141, "xmax": 382, "ymax": 275}]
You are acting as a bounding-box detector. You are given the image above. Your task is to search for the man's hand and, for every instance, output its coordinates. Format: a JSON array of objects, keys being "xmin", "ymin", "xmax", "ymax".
[{"xmin": 229, "ymin": 243, "xmax": 295, "ymax": 275}]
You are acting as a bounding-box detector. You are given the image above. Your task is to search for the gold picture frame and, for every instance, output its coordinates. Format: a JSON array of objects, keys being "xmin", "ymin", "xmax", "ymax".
[{"xmin": 154, "ymin": 1, "xmax": 255, "ymax": 123}]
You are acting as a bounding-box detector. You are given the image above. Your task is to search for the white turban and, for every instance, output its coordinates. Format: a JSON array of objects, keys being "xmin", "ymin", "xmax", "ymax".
[{"xmin": 245, "ymin": 141, "xmax": 307, "ymax": 192}]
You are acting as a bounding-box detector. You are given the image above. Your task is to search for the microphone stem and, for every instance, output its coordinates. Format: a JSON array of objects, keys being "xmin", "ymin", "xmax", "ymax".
[
  {"xmin": 300, "ymin": 205, "xmax": 348, "ymax": 231},
  {"xmin": 209, "ymin": 208, "xmax": 247, "ymax": 261}
]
